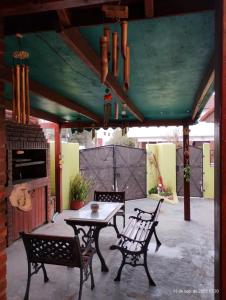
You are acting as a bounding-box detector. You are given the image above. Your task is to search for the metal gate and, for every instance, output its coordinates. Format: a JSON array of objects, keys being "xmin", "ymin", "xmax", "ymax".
[
  {"xmin": 176, "ymin": 146, "xmax": 203, "ymax": 197},
  {"xmin": 80, "ymin": 145, "xmax": 146, "ymax": 200}
]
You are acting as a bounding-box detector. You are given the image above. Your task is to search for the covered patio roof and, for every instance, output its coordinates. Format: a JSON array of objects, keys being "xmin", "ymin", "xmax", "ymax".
[{"xmin": 0, "ymin": 0, "xmax": 214, "ymax": 128}]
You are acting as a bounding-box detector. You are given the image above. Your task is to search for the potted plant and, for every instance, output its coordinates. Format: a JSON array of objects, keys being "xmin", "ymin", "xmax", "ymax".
[{"xmin": 69, "ymin": 174, "xmax": 91, "ymax": 210}]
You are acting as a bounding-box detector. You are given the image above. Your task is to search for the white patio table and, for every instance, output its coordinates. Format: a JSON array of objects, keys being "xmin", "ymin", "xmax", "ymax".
[{"xmin": 64, "ymin": 201, "xmax": 123, "ymax": 272}]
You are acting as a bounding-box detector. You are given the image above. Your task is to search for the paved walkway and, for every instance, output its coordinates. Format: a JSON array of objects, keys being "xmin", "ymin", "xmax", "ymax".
[{"xmin": 7, "ymin": 197, "xmax": 214, "ymax": 300}]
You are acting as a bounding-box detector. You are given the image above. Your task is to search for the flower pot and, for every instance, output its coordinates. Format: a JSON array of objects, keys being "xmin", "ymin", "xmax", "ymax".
[{"xmin": 70, "ymin": 201, "xmax": 84, "ymax": 210}]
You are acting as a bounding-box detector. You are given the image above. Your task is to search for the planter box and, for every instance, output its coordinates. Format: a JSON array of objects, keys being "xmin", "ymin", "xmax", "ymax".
[{"xmin": 148, "ymin": 193, "xmax": 178, "ymax": 204}]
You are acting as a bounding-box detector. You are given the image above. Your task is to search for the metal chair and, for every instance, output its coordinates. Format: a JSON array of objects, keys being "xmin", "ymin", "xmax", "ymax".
[
  {"xmin": 20, "ymin": 232, "xmax": 95, "ymax": 300},
  {"xmin": 94, "ymin": 191, "xmax": 125, "ymax": 237},
  {"xmin": 134, "ymin": 198, "xmax": 164, "ymax": 251}
]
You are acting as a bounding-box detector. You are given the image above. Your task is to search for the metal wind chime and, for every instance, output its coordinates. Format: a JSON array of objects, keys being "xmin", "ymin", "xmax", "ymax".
[
  {"xmin": 12, "ymin": 36, "xmax": 30, "ymax": 124},
  {"xmin": 100, "ymin": 5, "xmax": 129, "ymax": 130}
]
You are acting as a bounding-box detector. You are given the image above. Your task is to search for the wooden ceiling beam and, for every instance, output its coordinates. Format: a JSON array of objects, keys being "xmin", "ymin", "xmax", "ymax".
[
  {"xmin": 0, "ymin": 65, "xmax": 101, "ymax": 123},
  {"xmin": 61, "ymin": 118, "xmax": 194, "ymax": 129},
  {"xmin": 4, "ymin": 0, "xmax": 214, "ymax": 35},
  {"xmin": 0, "ymin": 0, "xmax": 118, "ymax": 17},
  {"xmin": 1, "ymin": 98, "xmax": 63, "ymax": 123},
  {"xmin": 59, "ymin": 26, "xmax": 144, "ymax": 122},
  {"xmin": 192, "ymin": 57, "xmax": 215, "ymax": 120},
  {"xmin": 144, "ymin": 0, "xmax": 154, "ymax": 18}
]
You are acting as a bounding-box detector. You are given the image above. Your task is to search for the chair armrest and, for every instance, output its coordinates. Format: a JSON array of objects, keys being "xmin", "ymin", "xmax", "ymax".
[{"xmin": 134, "ymin": 208, "xmax": 154, "ymax": 215}]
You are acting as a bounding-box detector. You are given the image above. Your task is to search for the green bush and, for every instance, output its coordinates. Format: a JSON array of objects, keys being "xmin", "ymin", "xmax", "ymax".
[{"xmin": 148, "ymin": 186, "xmax": 158, "ymax": 194}]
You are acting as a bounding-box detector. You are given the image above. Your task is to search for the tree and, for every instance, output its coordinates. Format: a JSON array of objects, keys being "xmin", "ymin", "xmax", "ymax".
[
  {"xmin": 107, "ymin": 128, "xmax": 137, "ymax": 147},
  {"xmin": 69, "ymin": 129, "xmax": 94, "ymax": 148}
]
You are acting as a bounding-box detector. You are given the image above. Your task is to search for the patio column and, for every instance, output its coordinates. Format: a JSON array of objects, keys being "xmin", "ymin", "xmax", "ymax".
[
  {"xmin": 55, "ymin": 123, "xmax": 62, "ymax": 213},
  {"xmin": 183, "ymin": 125, "xmax": 190, "ymax": 221},
  {"xmin": 215, "ymin": 1, "xmax": 226, "ymax": 298},
  {"xmin": 0, "ymin": 20, "xmax": 7, "ymax": 300}
]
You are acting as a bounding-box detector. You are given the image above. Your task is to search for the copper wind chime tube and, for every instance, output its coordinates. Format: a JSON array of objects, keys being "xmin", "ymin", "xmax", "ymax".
[
  {"xmin": 124, "ymin": 46, "xmax": 130, "ymax": 91},
  {"xmin": 112, "ymin": 31, "xmax": 119, "ymax": 77},
  {"xmin": 121, "ymin": 21, "xmax": 128, "ymax": 59},
  {"xmin": 12, "ymin": 50, "xmax": 30, "ymax": 124},
  {"xmin": 100, "ymin": 36, "xmax": 108, "ymax": 84}
]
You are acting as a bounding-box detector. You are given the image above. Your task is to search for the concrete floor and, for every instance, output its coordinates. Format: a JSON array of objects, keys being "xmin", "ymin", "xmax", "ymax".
[{"xmin": 7, "ymin": 198, "xmax": 214, "ymax": 300}]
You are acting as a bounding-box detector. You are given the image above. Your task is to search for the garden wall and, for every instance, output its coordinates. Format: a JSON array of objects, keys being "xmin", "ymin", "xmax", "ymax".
[
  {"xmin": 49, "ymin": 142, "xmax": 79, "ymax": 209},
  {"xmin": 203, "ymin": 143, "xmax": 214, "ymax": 199},
  {"xmin": 146, "ymin": 143, "xmax": 176, "ymax": 196}
]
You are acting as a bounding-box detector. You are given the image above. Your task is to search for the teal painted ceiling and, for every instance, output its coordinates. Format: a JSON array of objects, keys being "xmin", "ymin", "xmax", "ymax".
[{"xmin": 4, "ymin": 11, "xmax": 214, "ymax": 124}]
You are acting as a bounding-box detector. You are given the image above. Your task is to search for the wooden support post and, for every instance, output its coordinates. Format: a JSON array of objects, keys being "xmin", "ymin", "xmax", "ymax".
[
  {"xmin": 215, "ymin": 1, "xmax": 226, "ymax": 297},
  {"xmin": 0, "ymin": 19, "xmax": 7, "ymax": 300},
  {"xmin": 183, "ymin": 125, "xmax": 190, "ymax": 221},
  {"xmin": 54, "ymin": 123, "xmax": 62, "ymax": 213}
]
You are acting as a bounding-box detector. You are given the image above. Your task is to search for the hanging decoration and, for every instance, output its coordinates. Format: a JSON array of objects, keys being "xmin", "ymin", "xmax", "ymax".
[
  {"xmin": 121, "ymin": 103, "xmax": 127, "ymax": 136},
  {"xmin": 121, "ymin": 21, "xmax": 128, "ymax": 59},
  {"xmin": 12, "ymin": 37, "xmax": 30, "ymax": 124},
  {"xmin": 114, "ymin": 102, "xmax": 119, "ymax": 120},
  {"xmin": 123, "ymin": 45, "xmax": 130, "ymax": 90},
  {"xmin": 101, "ymin": 5, "xmax": 130, "ymax": 91},
  {"xmin": 100, "ymin": 36, "xmax": 108, "ymax": 84},
  {"xmin": 104, "ymin": 27, "xmax": 111, "ymax": 62},
  {"xmin": 92, "ymin": 128, "xmax": 96, "ymax": 140},
  {"xmin": 112, "ymin": 31, "xmax": 119, "ymax": 77},
  {"xmin": 103, "ymin": 88, "xmax": 112, "ymax": 127}
]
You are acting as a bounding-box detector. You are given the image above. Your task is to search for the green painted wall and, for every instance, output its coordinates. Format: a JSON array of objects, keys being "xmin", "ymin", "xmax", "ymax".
[
  {"xmin": 49, "ymin": 142, "xmax": 80, "ymax": 209},
  {"xmin": 203, "ymin": 143, "xmax": 214, "ymax": 199},
  {"xmin": 146, "ymin": 143, "xmax": 176, "ymax": 194}
]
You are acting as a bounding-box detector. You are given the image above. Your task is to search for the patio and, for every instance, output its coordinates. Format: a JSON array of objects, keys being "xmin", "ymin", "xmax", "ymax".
[{"xmin": 7, "ymin": 197, "xmax": 214, "ymax": 300}]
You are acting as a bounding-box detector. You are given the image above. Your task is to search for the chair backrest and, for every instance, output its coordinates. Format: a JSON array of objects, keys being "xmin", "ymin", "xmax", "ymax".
[
  {"xmin": 94, "ymin": 191, "xmax": 125, "ymax": 203},
  {"xmin": 20, "ymin": 232, "xmax": 82, "ymax": 268},
  {"xmin": 153, "ymin": 198, "xmax": 164, "ymax": 222}
]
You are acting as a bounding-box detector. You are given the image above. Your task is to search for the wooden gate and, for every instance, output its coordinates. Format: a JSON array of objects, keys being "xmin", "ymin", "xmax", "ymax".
[
  {"xmin": 80, "ymin": 145, "xmax": 146, "ymax": 200},
  {"xmin": 176, "ymin": 146, "xmax": 203, "ymax": 197}
]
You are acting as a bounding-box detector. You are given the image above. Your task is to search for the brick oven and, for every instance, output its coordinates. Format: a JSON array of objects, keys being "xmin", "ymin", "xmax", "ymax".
[{"xmin": 5, "ymin": 121, "xmax": 52, "ymax": 245}]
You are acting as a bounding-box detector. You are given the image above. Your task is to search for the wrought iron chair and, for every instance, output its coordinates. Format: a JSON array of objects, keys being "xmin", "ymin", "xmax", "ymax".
[
  {"xmin": 134, "ymin": 198, "xmax": 164, "ymax": 251},
  {"xmin": 111, "ymin": 219, "xmax": 159, "ymax": 286},
  {"xmin": 94, "ymin": 191, "xmax": 125, "ymax": 237},
  {"xmin": 20, "ymin": 232, "xmax": 95, "ymax": 300}
]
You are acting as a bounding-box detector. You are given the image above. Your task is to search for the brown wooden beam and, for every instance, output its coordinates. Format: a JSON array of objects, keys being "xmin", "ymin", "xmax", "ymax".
[
  {"xmin": 1, "ymin": 98, "xmax": 63, "ymax": 123},
  {"xmin": 0, "ymin": 18, "xmax": 7, "ymax": 300},
  {"xmin": 54, "ymin": 123, "xmax": 62, "ymax": 213},
  {"xmin": 61, "ymin": 118, "xmax": 193, "ymax": 129},
  {"xmin": 144, "ymin": 0, "xmax": 154, "ymax": 18},
  {"xmin": 192, "ymin": 57, "xmax": 215, "ymax": 121},
  {"xmin": 0, "ymin": 0, "xmax": 118, "ymax": 17},
  {"xmin": 59, "ymin": 27, "xmax": 144, "ymax": 122},
  {"xmin": 4, "ymin": 0, "xmax": 214, "ymax": 35},
  {"xmin": 183, "ymin": 125, "xmax": 190, "ymax": 221},
  {"xmin": 215, "ymin": 0, "xmax": 226, "ymax": 297},
  {"xmin": 0, "ymin": 65, "xmax": 101, "ymax": 123}
]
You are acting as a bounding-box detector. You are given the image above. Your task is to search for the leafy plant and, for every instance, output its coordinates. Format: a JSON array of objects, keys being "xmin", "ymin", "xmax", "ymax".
[
  {"xmin": 69, "ymin": 174, "xmax": 91, "ymax": 202},
  {"xmin": 183, "ymin": 165, "xmax": 191, "ymax": 182},
  {"xmin": 148, "ymin": 186, "xmax": 158, "ymax": 194},
  {"xmin": 159, "ymin": 191, "xmax": 173, "ymax": 197}
]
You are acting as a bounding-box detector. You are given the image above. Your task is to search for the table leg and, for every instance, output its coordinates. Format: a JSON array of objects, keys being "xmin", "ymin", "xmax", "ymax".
[{"xmin": 94, "ymin": 226, "xmax": 109, "ymax": 272}]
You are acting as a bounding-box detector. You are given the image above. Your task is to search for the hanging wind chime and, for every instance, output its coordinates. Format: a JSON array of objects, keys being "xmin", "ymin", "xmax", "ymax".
[
  {"xmin": 103, "ymin": 88, "xmax": 112, "ymax": 127},
  {"xmin": 12, "ymin": 36, "xmax": 30, "ymax": 125},
  {"xmin": 101, "ymin": 5, "xmax": 130, "ymax": 127},
  {"xmin": 121, "ymin": 103, "xmax": 127, "ymax": 136}
]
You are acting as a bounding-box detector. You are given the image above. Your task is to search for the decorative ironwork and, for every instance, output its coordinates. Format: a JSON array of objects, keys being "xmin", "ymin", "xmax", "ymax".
[
  {"xmin": 21, "ymin": 232, "xmax": 95, "ymax": 300},
  {"xmin": 111, "ymin": 219, "xmax": 159, "ymax": 286}
]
